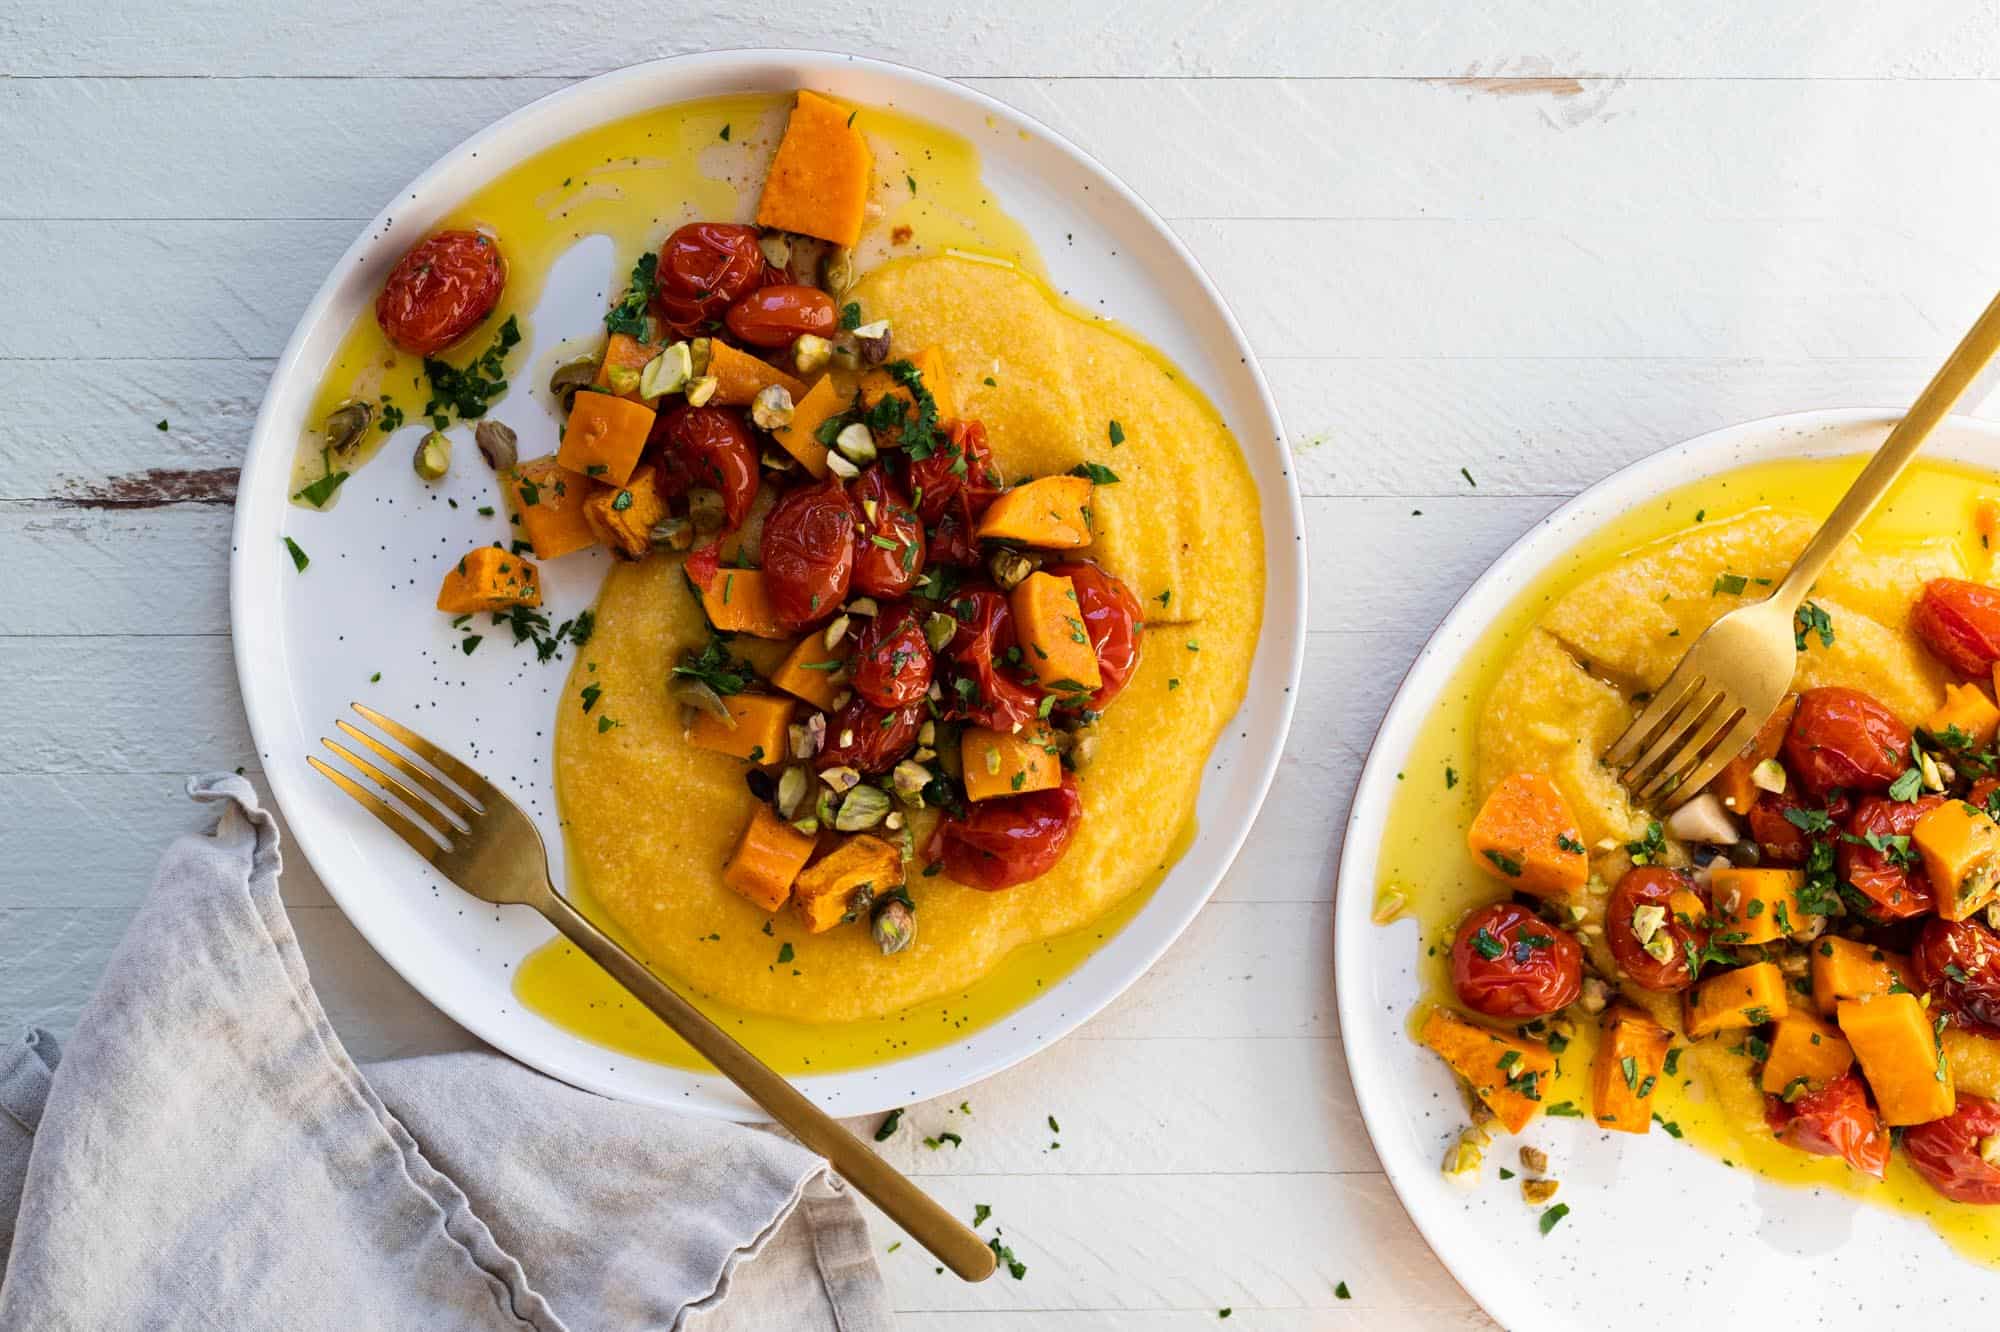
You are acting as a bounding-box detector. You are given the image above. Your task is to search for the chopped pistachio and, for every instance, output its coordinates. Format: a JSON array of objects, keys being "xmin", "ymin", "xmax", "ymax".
[
  {"xmin": 757, "ymin": 231, "xmax": 793, "ymax": 268},
  {"xmin": 825, "ymin": 449, "xmax": 861, "ymax": 480},
  {"xmin": 640, "ymin": 341, "xmax": 694, "ymax": 399},
  {"xmin": 1518, "ymin": 1145, "xmax": 1548, "ymax": 1174},
  {"xmin": 1370, "ymin": 886, "xmax": 1408, "ymax": 925},
  {"xmin": 892, "ymin": 760, "xmax": 932, "ymax": 804},
  {"xmin": 1665, "ymin": 792, "xmax": 1737, "ymax": 845},
  {"xmin": 606, "ymin": 363, "xmax": 642, "ymax": 396},
  {"xmin": 872, "ymin": 898, "xmax": 915, "ymax": 955},
  {"xmin": 689, "ymin": 337, "xmax": 713, "ymax": 376},
  {"xmin": 834, "ymin": 422, "xmax": 878, "ymax": 464},
  {"xmin": 688, "ymin": 488, "xmax": 726, "ymax": 534},
  {"xmin": 412, "ymin": 430, "xmax": 451, "ymax": 481},
  {"xmin": 473, "ymin": 419, "xmax": 518, "ymax": 471},
  {"xmin": 1441, "ymin": 1125, "xmax": 1488, "ymax": 1187},
  {"xmin": 1751, "ymin": 758, "xmax": 1787, "ymax": 794},
  {"xmin": 685, "ymin": 374, "xmax": 720, "ymax": 407},
  {"xmin": 824, "ymin": 613, "xmax": 853, "ymax": 650},
  {"xmin": 751, "ymin": 383, "xmax": 795, "ymax": 430},
  {"xmin": 1520, "ymin": 1178, "xmax": 1561, "ymax": 1205},
  {"xmin": 917, "ymin": 721, "xmax": 937, "ymax": 747},
  {"xmin": 1580, "ymin": 977, "xmax": 1609, "ymax": 1015},
  {"xmin": 789, "ymin": 713, "xmax": 826, "ymax": 759},
  {"xmin": 323, "ymin": 400, "xmax": 374, "ymax": 455},
  {"xmin": 988, "ymin": 547, "xmax": 1037, "ymax": 591},
  {"xmin": 830, "ymin": 337, "xmax": 863, "ymax": 372},
  {"xmin": 548, "ymin": 358, "xmax": 598, "ymax": 411},
  {"xmin": 1981, "ymin": 1133, "xmax": 2000, "ymax": 1167},
  {"xmin": 853, "ymin": 319, "xmax": 892, "ymax": 365},
  {"xmin": 821, "ymin": 765, "xmax": 862, "ymax": 793},
  {"xmin": 672, "ymin": 679, "xmax": 734, "ymax": 727},
  {"xmin": 793, "ymin": 333, "xmax": 833, "ymax": 376},
  {"xmin": 846, "ymin": 597, "xmax": 880, "ymax": 617},
  {"xmin": 984, "ymin": 747, "xmax": 1002, "ymax": 776},
  {"xmin": 1069, "ymin": 730, "xmax": 1100, "ymax": 769},
  {"xmin": 1921, "ymin": 749, "xmax": 1950, "ymax": 793},
  {"xmin": 885, "ymin": 810, "xmax": 905, "ymax": 831},
  {"xmin": 924, "ymin": 613, "xmax": 957, "ymax": 652},
  {"xmin": 791, "ymin": 815, "xmax": 820, "ymax": 836},
  {"xmin": 1630, "ymin": 904, "xmax": 1667, "ymax": 947},
  {"xmin": 650, "ymin": 517, "xmax": 694, "ymax": 551},
  {"xmin": 820, "ymin": 246, "xmax": 855, "ymax": 294},
  {"xmin": 835, "ymin": 784, "xmax": 891, "ymax": 831},
  {"xmin": 777, "ymin": 765, "xmax": 810, "ymax": 819}
]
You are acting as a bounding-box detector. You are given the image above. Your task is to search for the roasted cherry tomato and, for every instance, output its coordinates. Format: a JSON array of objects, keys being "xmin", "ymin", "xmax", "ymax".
[
  {"xmin": 1973, "ymin": 777, "xmax": 2000, "ymax": 811},
  {"xmin": 724, "ymin": 284, "xmax": 837, "ymax": 349},
  {"xmin": 850, "ymin": 606, "xmax": 933, "ymax": 709},
  {"xmin": 1448, "ymin": 901, "xmax": 1583, "ymax": 1020},
  {"xmin": 1765, "ymin": 1073, "xmax": 1890, "ymax": 1180},
  {"xmin": 1905, "ymin": 1096, "xmax": 2000, "ymax": 1203},
  {"xmin": 652, "ymin": 222, "xmax": 765, "ymax": 337},
  {"xmin": 1044, "ymin": 560, "xmax": 1144, "ymax": 708},
  {"xmin": 848, "ymin": 467, "xmax": 927, "ymax": 599},
  {"xmin": 1840, "ymin": 793, "xmax": 1944, "ymax": 921},
  {"xmin": 938, "ymin": 586, "xmax": 1044, "ymax": 731},
  {"xmin": 908, "ymin": 420, "xmax": 1004, "ymax": 524},
  {"xmin": 932, "ymin": 773, "xmax": 1084, "ymax": 890},
  {"xmin": 375, "ymin": 229, "xmax": 506, "ymax": 355},
  {"xmin": 815, "ymin": 698, "xmax": 924, "ymax": 774},
  {"xmin": 761, "ymin": 477, "xmax": 856, "ymax": 630},
  {"xmin": 1747, "ymin": 790, "xmax": 1809, "ymax": 866},
  {"xmin": 651, "ymin": 404, "xmax": 759, "ymax": 528},
  {"xmin": 1783, "ymin": 686, "xmax": 1911, "ymax": 798},
  {"xmin": 1603, "ymin": 866, "xmax": 1707, "ymax": 992},
  {"xmin": 1913, "ymin": 917, "xmax": 2000, "ymax": 1037},
  {"xmin": 1913, "ymin": 578, "xmax": 2000, "ymax": 678}
]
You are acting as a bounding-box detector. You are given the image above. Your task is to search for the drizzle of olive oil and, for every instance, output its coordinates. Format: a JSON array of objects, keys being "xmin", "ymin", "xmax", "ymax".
[{"xmin": 1378, "ymin": 454, "xmax": 2000, "ymax": 1264}]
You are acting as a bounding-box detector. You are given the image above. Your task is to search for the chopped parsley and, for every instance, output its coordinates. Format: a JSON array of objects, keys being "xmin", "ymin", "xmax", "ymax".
[
  {"xmin": 1482, "ymin": 849, "xmax": 1524, "ymax": 878},
  {"xmin": 1538, "ymin": 1203, "xmax": 1570, "ymax": 1235},
  {"xmin": 1108, "ymin": 420, "xmax": 1125, "ymax": 446},
  {"xmin": 1625, "ymin": 821, "xmax": 1667, "ymax": 866},
  {"xmin": 293, "ymin": 469, "xmax": 349, "ymax": 508},
  {"xmin": 1071, "ymin": 462, "xmax": 1121, "ymax": 485},
  {"xmin": 1556, "ymin": 832, "xmax": 1586, "ymax": 855},
  {"xmin": 282, "ymin": 536, "xmax": 309, "ymax": 572},
  {"xmin": 1472, "ymin": 927, "xmax": 1506, "ymax": 960},
  {"xmin": 423, "ymin": 315, "xmax": 521, "ymax": 426},
  {"xmin": 777, "ymin": 942, "xmax": 795, "ymax": 965},
  {"xmin": 840, "ymin": 301, "xmax": 862, "ymax": 330},
  {"xmin": 972, "ymin": 1203, "xmax": 991, "ymax": 1227},
  {"xmin": 874, "ymin": 1108, "xmax": 904, "ymax": 1141},
  {"xmin": 988, "ymin": 1237, "xmax": 1026, "ymax": 1280},
  {"xmin": 1335, "ymin": 1281, "xmax": 1351, "ymax": 1300},
  {"xmin": 604, "ymin": 254, "xmax": 658, "ymax": 339},
  {"xmin": 579, "ymin": 682, "xmax": 602, "ymax": 713},
  {"xmin": 1712, "ymin": 573, "xmax": 1749, "ymax": 597},
  {"xmin": 155, "ymin": 419, "xmax": 169, "ymax": 431},
  {"xmin": 1794, "ymin": 601, "xmax": 1835, "ymax": 651},
  {"xmin": 1889, "ymin": 767, "xmax": 1925, "ymax": 802}
]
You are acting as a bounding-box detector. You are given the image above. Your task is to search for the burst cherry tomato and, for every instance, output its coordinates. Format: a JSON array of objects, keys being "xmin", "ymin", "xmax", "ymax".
[
  {"xmin": 375, "ymin": 230, "xmax": 506, "ymax": 355},
  {"xmin": 1913, "ymin": 917, "xmax": 2000, "ymax": 1037},
  {"xmin": 1913, "ymin": 579, "xmax": 2000, "ymax": 678},
  {"xmin": 1840, "ymin": 794, "xmax": 1944, "ymax": 921},
  {"xmin": 1604, "ymin": 866, "xmax": 1708, "ymax": 992},
  {"xmin": 849, "ymin": 467, "xmax": 927, "ymax": 598},
  {"xmin": 761, "ymin": 477, "xmax": 856, "ymax": 630},
  {"xmin": 1765, "ymin": 1073, "xmax": 1890, "ymax": 1179},
  {"xmin": 1905, "ymin": 1096, "xmax": 2000, "ymax": 1203},
  {"xmin": 1448, "ymin": 901, "xmax": 1583, "ymax": 1020},
  {"xmin": 850, "ymin": 606, "xmax": 933, "ymax": 709},
  {"xmin": 651, "ymin": 404, "xmax": 759, "ymax": 528},
  {"xmin": 1748, "ymin": 788, "xmax": 1850, "ymax": 867},
  {"xmin": 724, "ymin": 284, "xmax": 837, "ymax": 348},
  {"xmin": 908, "ymin": 420, "xmax": 1004, "ymax": 524},
  {"xmin": 1044, "ymin": 560, "xmax": 1144, "ymax": 708},
  {"xmin": 938, "ymin": 586, "xmax": 1044, "ymax": 731},
  {"xmin": 652, "ymin": 222, "xmax": 765, "ymax": 337},
  {"xmin": 932, "ymin": 773, "xmax": 1084, "ymax": 890},
  {"xmin": 815, "ymin": 698, "xmax": 924, "ymax": 775},
  {"xmin": 1783, "ymin": 687, "xmax": 1911, "ymax": 798}
]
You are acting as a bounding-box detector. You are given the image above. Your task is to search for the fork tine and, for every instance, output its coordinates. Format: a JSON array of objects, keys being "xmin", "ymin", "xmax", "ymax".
[
  {"xmin": 307, "ymin": 755, "xmax": 446, "ymax": 861},
  {"xmin": 321, "ymin": 736, "xmax": 461, "ymax": 837},
  {"xmin": 1657, "ymin": 709, "xmax": 1765, "ymax": 809},
  {"xmin": 349, "ymin": 702, "xmax": 494, "ymax": 807},
  {"xmin": 1636, "ymin": 699, "xmax": 1744, "ymax": 804},
  {"xmin": 334, "ymin": 719, "xmax": 478, "ymax": 826},
  {"xmin": 1603, "ymin": 658, "xmax": 1706, "ymax": 769},
  {"xmin": 1621, "ymin": 686, "xmax": 1723, "ymax": 793}
]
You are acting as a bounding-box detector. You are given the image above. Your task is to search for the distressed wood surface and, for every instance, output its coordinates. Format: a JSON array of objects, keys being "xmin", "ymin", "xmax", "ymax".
[{"xmin": 5, "ymin": 7, "xmax": 1998, "ymax": 1325}]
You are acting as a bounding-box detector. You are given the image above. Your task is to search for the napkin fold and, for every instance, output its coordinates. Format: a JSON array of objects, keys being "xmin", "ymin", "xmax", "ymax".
[{"xmin": 0, "ymin": 774, "xmax": 893, "ymax": 1331}]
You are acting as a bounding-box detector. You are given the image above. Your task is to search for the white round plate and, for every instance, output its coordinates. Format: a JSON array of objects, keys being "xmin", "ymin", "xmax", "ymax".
[
  {"xmin": 1336, "ymin": 408, "xmax": 2000, "ymax": 1328},
  {"xmin": 232, "ymin": 51, "xmax": 1305, "ymax": 1119}
]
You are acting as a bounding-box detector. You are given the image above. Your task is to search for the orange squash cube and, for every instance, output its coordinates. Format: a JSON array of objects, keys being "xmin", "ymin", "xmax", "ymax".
[
  {"xmin": 792, "ymin": 835, "xmax": 903, "ymax": 934},
  {"xmin": 1713, "ymin": 694, "xmax": 1797, "ymax": 814},
  {"xmin": 961, "ymin": 725, "xmax": 1061, "ymax": 802},
  {"xmin": 768, "ymin": 635, "xmax": 848, "ymax": 711},
  {"xmin": 975, "ymin": 475, "xmax": 1093, "ymax": 549},
  {"xmin": 1684, "ymin": 961, "xmax": 1789, "ymax": 1038},
  {"xmin": 1914, "ymin": 798, "xmax": 2000, "ymax": 921},
  {"xmin": 558, "ymin": 390, "xmax": 655, "ymax": 487},
  {"xmin": 1929, "ymin": 682, "xmax": 2000, "ymax": 750},
  {"xmin": 1010, "ymin": 572, "xmax": 1101, "ymax": 692},
  {"xmin": 1709, "ymin": 868, "xmax": 1804, "ymax": 946},
  {"xmin": 771, "ymin": 375, "xmax": 842, "ymax": 478},
  {"xmin": 708, "ymin": 340, "xmax": 807, "ymax": 408},
  {"xmin": 1419, "ymin": 1007, "xmax": 1555, "ymax": 1134},
  {"xmin": 506, "ymin": 456, "xmax": 599, "ymax": 560},
  {"xmin": 722, "ymin": 805, "xmax": 817, "ymax": 913},
  {"xmin": 859, "ymin": 345, "xmax": 958, "ymax": 425},
  {"xmin": 1838, "ymin": 991, "xmax": 1954, "ymax": 1126},
  {"xmin": 755, "ymin": 90, "xmax": 874, "ymax": 249},
  {"xmin": 436, "ymin": 546, "xmax": 540, "ymax": 614},
  {"xmin": 1760, "ymin": 1010, "xmax": 1855, "ymax": 1097},
  {"xmin": 696, "ymin": 567, "xmax": 788, "ymax": 638},
  {"xmin": 1464, "ymin": 771, "xmax": 1589, "ymax": 900},
  {"xmin": 685, "ymin": 694, "xmax": 794, "ymax": 766},
  {"xmin": 592, "ymin": 332, "xmax": 657, "ymax": 402},
  {"xmin": 1590, "ymin": 1005, "xmax": 1673, "ymax": 1134},
  {"xmin": 1811, "ymin": 938, "xmax": 1909, "ymax": 1016},
  {"xmin": 581, "ymin": 466, "xmax": 666, "ymax": 559}
]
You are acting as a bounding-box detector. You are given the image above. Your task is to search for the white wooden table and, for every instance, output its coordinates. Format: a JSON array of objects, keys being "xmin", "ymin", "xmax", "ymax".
[{"xmin": 8, "ymin": 4, "xmax": 2000, "ymax": 1325}]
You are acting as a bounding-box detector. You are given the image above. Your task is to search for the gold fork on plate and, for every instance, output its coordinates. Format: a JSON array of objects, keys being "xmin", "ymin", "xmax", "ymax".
[
  {"xmin": 1605, "ymin": 289, "xmax": 2000, "ymax": 805},
  {"xmin": 308, "ymin": 701, "xmax": 997, "ymax": 1282}
]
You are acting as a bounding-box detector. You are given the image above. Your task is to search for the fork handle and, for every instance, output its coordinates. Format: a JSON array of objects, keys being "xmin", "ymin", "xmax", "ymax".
[
  {"xmin": 1773, "ymin": 286, "xmax": 2000, "ymax": 611},
  {"xmin": 530, "ymin": 888, "xmax": 998, "ymax": 1282}
]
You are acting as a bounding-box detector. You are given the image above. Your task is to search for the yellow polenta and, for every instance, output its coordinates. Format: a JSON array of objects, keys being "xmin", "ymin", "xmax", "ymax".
[{"xmin": 554, "ymin": 256, "xmax": 1263, "ymax": 1023}]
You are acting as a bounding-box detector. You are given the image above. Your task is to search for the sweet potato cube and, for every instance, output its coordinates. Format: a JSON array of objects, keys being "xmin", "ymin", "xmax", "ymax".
[
  {"xmin": 685, "ymin": 694, "xmax": 794, "ymax": 766},
  {"xmin": 1709, "ymin": 868, "xmax": 1804, "ymax": 946},
  {"xmin": 436, "ymin": 546, "xmax": 540, "ymax": 614},
  {"xmin": 558, "ymin": 390, "xmax": 655, "ymax": 487},
  {"xmin": 769, "ymin": 635, "xmax": 848, "ymax": 711},
  {"xmin": 506, "ymin": 456, "xmax": 600, "ymax": 560},
  {"xmin": 581, "ymin": 466, "xmax": 666, "ymax": 560},
  {"xmin": 961, "ymin": 724, "xmax": 1061, "ymax": 802},
  {"xmin": 859, "ymin": 345, "xmax": 958, "ymax": 425},
  {"xmin": 722, "ymin": 805, "xmax": 816, "ymax": 912},
  {"xmin": 592, "ymin": 332, "xmax": 657, "ymax": 402},
  {"xmin": 1914, "ymin": 799, "xmax": 2000, "ymax": 921},
  {"xmin": 771, "ymin": 375, "xmax": 842, "ymax": 478},
  {"xmin": 1590, "ymin": 1005, "xmax": 1673, "ymax": 1134},
  {"xmin": 1713, "ymin": 694, "xmax": 1797, "ymax": 814},
  {"xmin": 755, "ymin": 89, "xmax": 874, "ymax": 249},
  {"xmin": 1929, "ymin": 682, "xmax": 2000, "ymax": 750},
  {"xmin": 1009, "ymin": 572, "xmax": 1102, "ymax": 691},
  {"xmin": 1419, "ymin": 1008, "xmax": 1554, "ymax": 1134},
  {"xmin": 793, "ymin": 834, "xmax": 903, "ymax": 934},
  {"xmin": 1464, "ymin": 771, "xmax": 1589, "ymax": 900},
  {"xmin": 1812, "ymin": 938, "xmax": 1909, "ymax": 1016},
  {"xmin": 1760, "ymin": 1009, "xmax": 1854, "ymax": 1096},
  {"xmin": 1685, "ymin": 961, "xmax": 1789, "ymax": 1037},
  {"xmin": 697, "ymin": 567, "xmax": 788, "ymax": 638},
  {"xmin": 975, "ymin": 475, "xmax": 1093, "ymax": 549},
  {"xmin": 707, "ymin": 340, "xmax": 807, "ymax": 409},
  {"xmin": 1838, "ymin": 991, "xmax": 1954, "ymax": 1126}
]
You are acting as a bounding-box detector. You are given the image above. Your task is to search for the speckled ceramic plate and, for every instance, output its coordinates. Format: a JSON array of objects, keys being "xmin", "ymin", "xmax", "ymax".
[
  {"xmin": 232, "ymin": 51, "xmax": 1305, "ymax": 1119},
  {"xmin": 1335, "ymin": 408, "xmax": 2000, "ymax": 1330}
]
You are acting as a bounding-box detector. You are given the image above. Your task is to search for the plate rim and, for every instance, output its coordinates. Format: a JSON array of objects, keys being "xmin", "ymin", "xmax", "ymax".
[
  {"xmin": 230, "ymin": 49, "xmax": 1307, "ymax": 1115},
  {"xmin": 1332, "ymin": 405, "xmax": 2000, "ymax": 1327}
]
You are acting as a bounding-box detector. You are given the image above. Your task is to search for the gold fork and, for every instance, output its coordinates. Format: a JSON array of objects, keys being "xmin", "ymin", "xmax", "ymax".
[
  {"xmin": 308, "ymin": 702, "xmax": 996, "ymax": 1282},
  {"xmin": 1605, "ymin": 289, "xmax": 2000, "ymax": 805}
]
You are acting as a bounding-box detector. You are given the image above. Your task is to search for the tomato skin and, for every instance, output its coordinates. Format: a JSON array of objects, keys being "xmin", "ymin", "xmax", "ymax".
[
  {"xmin": 1448, "ymin": 901, "xmax": 1583, "ymax": 1019},
  {"xmin": 815, "ymin": 698, "xmax": 924, "ymax": 775},
  {"xmin": 1044, "ymin": 560, "xmax": 1144, "ymax": 708},
  {"xmin": 1840, "ymin": 794, "xmax": 1944, "ymax": 921},
  {"xmin": 1905, "ymin": 1097, "xmax": 2000, "ymax": 1203},
  {"xmin": 1604, "ymin": 867, "xmax": 1707, "ymax": 992},
  {"xmin": 651, "ymin": 404, "xmax": 759, "ymax": 528},
  {"xmin": 910, "ymin": 421, "xmax": 1005, "ymax": 566},
  {"xmin": 761, "ymin": 477, "xmax": 856, "ymax": 630},
  {"xmin": 724, "ymin": 284, "xmax": 837, "ymax": 348},
  {"xmin": 653, "ymin": 222, "xmax": 765, "ymax": 337},
  {"xmin": 850, "ymin": 606, "xmax": 934, "ymax": 709},
  {"xmin": 1913, "ymin": 579, "xmax": 2000, "ymax": 678},
  {"xmin": 1747, "ymin": 790, "xmax": 1809, "ymax": 865},
  {"xmin": 375, "ymin": 230, "xmax": 506, "ymax": 355},
  {"xmin": 1913, "ymin": 917, "xmax": 2000, "ymax": 1037},
  {"xmin": 848, "ymin": 467, "xmax": 927, "ymax": 598},
  {"xmin": 932, "ymin": 773, "xmax": 1084, "ymax": 890},
  {"xmin": 938, "ymin": 587, "xmax": 1044, "ymax": 731},
  {"xmin": 1765, "ymin": 1073, "xmax": 1890, "ymax": 1180},
  {"xmin": 1783, "ymin": 687, "xmax": 1912, "ymax": 798}
]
